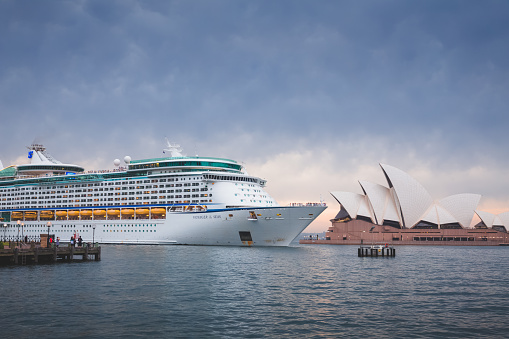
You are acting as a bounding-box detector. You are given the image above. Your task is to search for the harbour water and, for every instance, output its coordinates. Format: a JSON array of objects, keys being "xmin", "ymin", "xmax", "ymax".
[{"xmin": 2, "ymin": 244, "xmax": 509, "ymax": 338}]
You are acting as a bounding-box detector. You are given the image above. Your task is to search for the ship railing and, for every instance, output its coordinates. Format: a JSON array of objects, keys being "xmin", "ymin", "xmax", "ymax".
[
  {"xmin": 16, "ymin": 168, "xmax": 127, "ymax": 179},
  {"xmin": 288, "ymin": 202, "xmax": 327, "ymax": 207}
]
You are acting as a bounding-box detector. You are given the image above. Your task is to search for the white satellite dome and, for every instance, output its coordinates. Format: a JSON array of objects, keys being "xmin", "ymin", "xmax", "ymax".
[
  {"xmin": 124, "ymin": 156, "xmax": 132, "ymax": 164},
  {"xmin": 113, "ymin": 159, "xmax": 121, "ymax": 167}
]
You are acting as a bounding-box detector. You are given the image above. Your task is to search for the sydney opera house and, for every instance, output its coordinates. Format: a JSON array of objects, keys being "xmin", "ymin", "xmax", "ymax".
[{"xmin": 304, "ymin": 164, "xmax": 509, "ymax": 246}]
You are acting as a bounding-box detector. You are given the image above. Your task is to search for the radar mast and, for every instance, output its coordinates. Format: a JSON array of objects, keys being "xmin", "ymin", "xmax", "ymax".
[{"xmin": 163, "ymin": 138, "xmax": 183, "ymax": 157}]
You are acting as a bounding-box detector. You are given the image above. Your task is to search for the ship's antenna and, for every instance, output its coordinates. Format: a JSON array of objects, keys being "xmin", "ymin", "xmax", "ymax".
[{"xmin": 163, "ymin": 137, "xmax": 183, "ymax": 157}]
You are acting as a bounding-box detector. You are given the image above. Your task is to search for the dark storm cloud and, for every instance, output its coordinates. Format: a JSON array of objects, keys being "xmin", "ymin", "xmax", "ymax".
[{"xmin": 0, "ymin": 0, "xmax": 508, "ymax": 167}]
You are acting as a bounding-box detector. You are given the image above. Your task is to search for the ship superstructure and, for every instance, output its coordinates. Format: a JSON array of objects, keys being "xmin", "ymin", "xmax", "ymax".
[{"xmin": 0, "ymin": 141, "xmax": 326, "ymax": 246}]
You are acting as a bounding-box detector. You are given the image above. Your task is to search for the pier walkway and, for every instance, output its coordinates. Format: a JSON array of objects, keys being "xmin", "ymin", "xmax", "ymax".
[{"xmin": 0, "ymin": 243, "xmax": 101, "ymax": 265}]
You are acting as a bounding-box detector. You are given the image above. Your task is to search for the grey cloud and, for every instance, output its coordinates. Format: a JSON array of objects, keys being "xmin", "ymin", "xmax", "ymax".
[{"xmin": 0, "ymin": 0, "xmax": 508, "ymax": 172}]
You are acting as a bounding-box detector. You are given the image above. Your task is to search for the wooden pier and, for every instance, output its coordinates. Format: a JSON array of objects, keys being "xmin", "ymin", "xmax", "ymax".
[
  {"xmin": 0, "ymin": 244, "xmax": 101, "ymax": 265},
  {"xmin": 358, "ymin": 244, "xmax": 396, "ymax": 257}
]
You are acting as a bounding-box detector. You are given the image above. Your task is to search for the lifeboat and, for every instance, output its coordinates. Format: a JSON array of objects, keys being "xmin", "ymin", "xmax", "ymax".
[
  {"xmin": 56, "ymin": 211, "xmax": 68, "ymax": 217},
  {"xmin": 135, "ymin": 208, "xmax": 149, "ymax": 214},
  {"xmin": 11, "ymin": 211, "xmax": 23, "ymax": 220},
  {"xmin": 151, "ymin": 208, "xmax": 166, "ymax": 214},
  {"xmin": 121, "ymin": 209, "xmax": 134, "ymax": 215},
  {"xmin": 40, "ymin": 211, "xmax": 54, "ymax": 216},
  {"xmin": 68, "ymin": 210, "xmax": 80, "ymax": 217},
  {"xmin": 107, "ymin": 209, "xmax": 120, "ymax": 216},
  {"xmin": 93, "ymin": 210, "xmax": 106, "ymax": 216},
  {"xmin": 24, "ymin": 211, "xmax": 37, "ymax": 218},
  {"xmin": 80, "ymin": 210, "xmax": 92, "ymax": 216}
]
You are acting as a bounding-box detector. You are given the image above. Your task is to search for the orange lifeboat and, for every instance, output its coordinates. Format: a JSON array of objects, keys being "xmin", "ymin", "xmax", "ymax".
[
  {"xmin": 80, "ymin": 210, "xmax": 92, "ymax": 216},
  {"xmin": 11, "ymin": 212, "xmax": 23, "ymax": 220},
  {"xmin": 68, "ymin": 210, "xmax": 80, "ymax": 217},
  {"xmin": 135, "ymin": 208, "xmax": 149, "ymax": 215},
  {"xmin": 56, "ymin": 211, "xmax": 68, "ymax": 217},
  {"xmin": 107, "ymin": 209, "xmax": 120, "ymax": 216},
  {"xmin": 93, "ymin": 210, "xmax": 106, "ymax": 216},
  {"xmin": 40, "ymin": 210, "xmax": 54, "ymax": 217},
  {"xmin": 121, "ymin": 209, "xmax": 134, "ymax": 215},
  {"xmin": 151, "ymin": 208, "xmax": 166, "ymax": 214},
  {"xmin": 24, "ymin": 211, "xmax": 37, "ymax": 218}
]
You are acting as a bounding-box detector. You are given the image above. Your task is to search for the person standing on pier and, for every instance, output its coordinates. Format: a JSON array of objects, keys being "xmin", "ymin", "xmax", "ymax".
[
  {"xmin": 70, "ymin": 236, "xmax": 74, "ymax": 247},
  {"xmin": 78, "ymin": 236, "xmax": 82, "ymax": 247}
]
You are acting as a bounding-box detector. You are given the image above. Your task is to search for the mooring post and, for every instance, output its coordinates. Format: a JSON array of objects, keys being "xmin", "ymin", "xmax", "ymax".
[
  {"xmin": 34, "ymin": 246, "xmax": 38, "ymax": 263},
  {"xmin": 84, "ymin": 246, "xmax": 89, "ymax": 261},
  {"xmin": 96, "ymin": 246, "xmax": 101, "ymax": 261},
  {"xmin": 53, "ymin": 246, "xmax": 58, "ymax": 262},
  {"xmin": 69, "ymin": 246, "xmax": 74, "ymax": 261},
  {"xmin": 14, "ymin": 248, "xmax": 19, "ymax": 265}
]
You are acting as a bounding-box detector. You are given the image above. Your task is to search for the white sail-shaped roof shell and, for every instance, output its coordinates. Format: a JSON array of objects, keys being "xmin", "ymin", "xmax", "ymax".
[
  {"xmin": 438, "ymin": 194, "xmax": 481, "ymax": 228},
  {"xmin": 331, "ymin": 164, "xmax": 487, "ymax": 230},
  {"xmin": 476, "ymin": 210, "xmax": 495, "ymax": 228},
  {"xmin": 420, "ymin": 204, "xmax": 461, "ymax": 227},
  {"xmin": 359, "ymin": 181, "xmax": 388, "ymax": 225},
  {"xmin": 421, "ymin": 205, "xmax": 439, "ymax": 225},
  {"xmin": 497, "ymin": 211, "xmax": 509, "ymax": 228},
  {"xmin": 436, "ymin": 205, "xmax": 460, "ymax": 226},
  {"xmin": 380, "ymin": 164, "xmax": 434, "ymax": 228},
  {"xmin": 357, "ymin": 196, "xmax": 376, "ymax": 223},
  {"xmin": 493, "ymin": 216, "xmax": 504, "ymax": 227},
  {"xmin": 330, "ymin": 191, "xmax": 365, "ymax": 219},
  {"xmin": 384, "ymin": 189, "xmax": 403, "ymax": 226}
]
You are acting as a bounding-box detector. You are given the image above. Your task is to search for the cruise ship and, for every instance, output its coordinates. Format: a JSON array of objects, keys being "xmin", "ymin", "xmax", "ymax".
[{"xmin": 0, "ymin": 141, "xmax": 326, "ymax": 246}]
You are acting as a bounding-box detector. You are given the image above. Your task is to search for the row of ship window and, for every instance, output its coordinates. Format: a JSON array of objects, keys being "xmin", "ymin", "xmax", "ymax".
[
  {"xmin": 1, "ymin": 185, "xmax": 207, "ymax": 196},
  {"xmin": 0, "ymin": 176, "xmax": 204, "ymax": 192},
  {"xmin": 4, "ymin": 224, "xmax": 92, "ymax": 233},
  {"xmin": 2, "ymin": 201, "xmax": 211, "ymax": 208},
  {"xmin": 4, "ymin": 194, "xmax": 210, "ymax": 202},
  {"xmin": 3, "ymin": 190, "xmax": 208, "ymax": 199},
  {"xmin": 104, "ymin": 229, "xmax": 155, "ymax": 232},
  {"xmin": 104, "ymin": 223, "xmax": 157, "ymax": 233},
  {"xmin": 1, "ymin": 193, "xmax": 212, "ymax": 207},
  {"xmin": 5, "ymin": 228, "xmax": 157, "ymax": 234}
]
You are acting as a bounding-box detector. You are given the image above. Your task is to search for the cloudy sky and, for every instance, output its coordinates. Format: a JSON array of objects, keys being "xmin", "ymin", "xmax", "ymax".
[{"xmin": 1, "ymin": 0, "xmax": 508, "ymax": 231}]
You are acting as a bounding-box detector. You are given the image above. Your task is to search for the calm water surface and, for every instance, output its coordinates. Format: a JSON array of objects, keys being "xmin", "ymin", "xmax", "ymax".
[{"xmin": 1, "ymin": 244, "xmax": 509, "ymax": 338}]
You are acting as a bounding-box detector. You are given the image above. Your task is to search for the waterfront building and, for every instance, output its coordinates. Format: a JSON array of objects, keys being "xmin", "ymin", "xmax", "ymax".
[{"xmin": 303, "ymin": 164, "xmax": 509, "ymax": 245}]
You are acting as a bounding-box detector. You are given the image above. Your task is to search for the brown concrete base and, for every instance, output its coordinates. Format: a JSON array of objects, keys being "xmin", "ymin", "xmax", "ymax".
[{"xmin": 299, "ymin": 219, "xmax": 509, "ymax": 246}]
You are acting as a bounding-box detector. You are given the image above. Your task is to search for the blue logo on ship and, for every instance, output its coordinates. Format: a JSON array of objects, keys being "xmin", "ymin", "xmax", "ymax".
[{"xmin": 28, "ymin": 151, "xmax": 33, "ymax": 159}]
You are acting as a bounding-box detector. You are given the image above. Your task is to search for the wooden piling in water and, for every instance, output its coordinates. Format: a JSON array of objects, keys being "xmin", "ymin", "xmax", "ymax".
[
  {"xmin": 358, "ymin": 245, "xmax": 396, "ymax": 257},
  {"xmin": 0, "ymin": 245, "xmax": 102, "ymax": 265}
]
